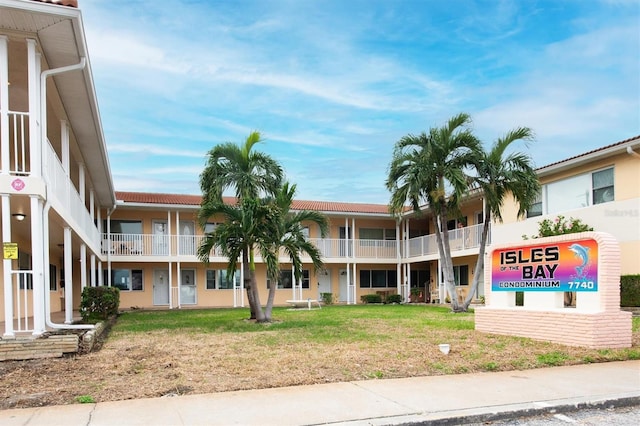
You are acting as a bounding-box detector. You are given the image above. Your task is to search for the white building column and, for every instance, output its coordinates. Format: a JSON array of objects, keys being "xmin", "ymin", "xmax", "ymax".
[
  {"xmin": 63, "ymin": 226, "xmax": 73, "ymax": 324},
  {"xmin": 27, "ymin": 40, "xmax": 40, "ymax": 178},
  {"xmin": 78, "ymin": 163, "xmax": 85, "ymax": 203},
  {"xmin": 0, "ymin": 36, "xmax": 9, "ymax": 173},
  {"xmin": 90, "ymin": 253, "xmax": 96, "ymax": 287},
  {"xmin": 2, "ymin": 195, "xmax": 14, "ymax": 337},
  {"xmin": 30, "ymin": 195, "xmax": 45, "ymax": 335},
  {"xmin": 80, "ymin": 243, "xmax": 87, "ymax": 291}
]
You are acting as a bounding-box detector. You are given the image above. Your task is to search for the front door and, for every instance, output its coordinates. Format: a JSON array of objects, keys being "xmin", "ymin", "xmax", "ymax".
[
  {"xmin": 318, "ymin": 269, "xmax": 332, "ymax": 299},
  {"xmin": 338, "ymin": 269, "xmax": 348, "ymax": 302},
  {"xmin": 180, "ymin": 269, "xmax": 196, "ymax": 304},
  {"xmin": 153, "ymin": 220, "xmax": 169, "ymax": 255},
  {"xmin": 179, "ymin": 221, "xmax": 195, "ymax": 256},
  {"xmin": 153, "ymin": 269, "xmax": 169, "ymax": 305}
]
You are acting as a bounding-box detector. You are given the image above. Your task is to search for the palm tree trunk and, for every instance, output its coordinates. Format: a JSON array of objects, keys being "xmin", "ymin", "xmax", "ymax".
[
  {"xmin": 462, "ymin": 211, "xmax": 491, "ymax": 310},
  {"xmin": 264, "ymin": 275, "xmax": 277, "ymax": 321},
  {"xmin": 432, "ymin": 213, "xmax": 460, "ymax": 311},
  {"xmin": 243, "ymin": 251, "xmax": 257, "ymax": 319}
]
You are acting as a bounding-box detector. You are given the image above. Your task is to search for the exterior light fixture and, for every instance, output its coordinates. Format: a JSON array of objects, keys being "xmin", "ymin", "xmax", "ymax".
[{"xmin": 12, "ymin": 213, "xmax": 26, "ymax": 221}]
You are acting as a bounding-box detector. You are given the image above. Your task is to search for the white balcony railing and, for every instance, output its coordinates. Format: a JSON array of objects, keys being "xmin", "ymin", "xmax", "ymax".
[
  {"xmin": 102, "ymin": 225, "xmax": 488, "ymax": 261},
  {"xmin": 8, "ymin": 111, "xmax": 30, "ymax": 175},
  {"xmin": 405, "ymin": 223, "xmax": 490, "ymax": 258},
  {"xmin": 44, "ymin": 140, "xmax": 99, "ymax": 245}
]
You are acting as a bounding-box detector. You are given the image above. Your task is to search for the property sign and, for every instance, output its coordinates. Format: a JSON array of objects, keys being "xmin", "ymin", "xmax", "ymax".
[
  {"xmin": 3, "ymin": 242, "xmax": 18, "ymax": 260},
  {"xmin": 491, "ymin": 239, "xmax": 598, "ymax": 292}
]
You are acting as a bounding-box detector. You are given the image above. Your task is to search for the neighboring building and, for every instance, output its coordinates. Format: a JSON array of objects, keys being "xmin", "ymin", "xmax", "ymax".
[
  {"xmin": 0, "ymin": 0, "xmax": 638, "ymax": 340},
  {"xmin": 493, "ymin": 136, "xmax": 640, "ymax": 276}
]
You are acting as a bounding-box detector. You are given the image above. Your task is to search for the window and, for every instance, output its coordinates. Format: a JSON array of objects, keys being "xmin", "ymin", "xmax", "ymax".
[
  {"xmin": 592, "ymin": 168, "xmax": 614, "ymax": 205},
  {"xmin": 440, "ymin": 265, "xmax": 469, "ymax": 286},
  {"xmin": 454, "ymin": 265, "xmax": 469, "ymax": 286},
  {"xmin": 358, "ymin": 228, "xmax": 395, "ymax": 240},
  {"xmin": 105, "ymin": 269, "xmax": 143, "ymax": 291},
  {"xmin": 49, "ymin": 264, "xmax": 57, "ymax": 291},
  {"xmin": 204, "ymin": 223, "xmax": 218, "ymax": 233},
  {"xmin": 206, "ymin": 270, "xmax": 216, "ymax": 289},
  {"xmin": 107, "ymin": 220, "xmax": 142, "ymax": 234},
  {"xmin": 274, "ymin": 270, "xmax": 310, "ymax": 289},
  {"xmin": 359, "ymin": 269, "xmax": 396, "ymax": 288},
  {"xmin": 205, "ymin": 269, "xmax": 239, "ymax": 289},
  {"xmin": 527, "ymin": 192, "xmax": 543, "ymax": 218},
  {"xmin": 537, "ymin": 167, "xmax": 614, "ymax": 216}
]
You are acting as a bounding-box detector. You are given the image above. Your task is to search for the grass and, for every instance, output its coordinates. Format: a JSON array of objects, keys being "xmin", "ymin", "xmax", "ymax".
[{"xmin": 1, "ymin": 305, "xmax": 638, "ymax": 409}]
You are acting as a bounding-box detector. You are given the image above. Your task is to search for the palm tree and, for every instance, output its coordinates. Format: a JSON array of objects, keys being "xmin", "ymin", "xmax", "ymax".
[
  {"xmin": 386, "ymin": 113, "xmax": 481, "ymax": 311},
  {"xmin": 197, "ymin": 183, "xmax": 328, "ymax": 322},
  {"xmin": 461, "ymin": 127, "xmax": 540, "ymax": 311},
  {"xmin": 200, "ymin": 131, "xmax": 283, "ymax": 203},
  {"xmin": 197, "ymin": 197, "xmax": 272, "ymax": 321},
  {"xmin": 199, "ymin": 131, "xmax": 283, "ymax": 318},
  {"xmin": 261, "ymin": 182, "xmax": 328, "ymax": 320}
]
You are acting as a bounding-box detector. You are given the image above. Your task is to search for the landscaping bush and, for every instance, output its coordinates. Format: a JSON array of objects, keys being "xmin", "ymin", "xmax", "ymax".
[
  {"xmin": 386, "ymin": 294, "xmax": 403, "ymax": 304},
  {"xmin": 80, "ymin": 286, "xmax": 120, "ymax": 322},
  {"xmin": 360, "ymin": 294, "xmax": 382, "ymax": 304},
  {"xmin": 621, "ymin": 275, "xmax": 640, "ymax": 307},
  {"xmin": 320, "ymin": 292, "xmax": 334, "ymax": 305}
]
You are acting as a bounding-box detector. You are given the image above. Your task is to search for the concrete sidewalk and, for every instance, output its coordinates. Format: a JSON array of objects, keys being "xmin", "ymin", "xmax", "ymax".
[{"xmin": 1, "ymin": 360, "xmax": 638, "ymax": 426}]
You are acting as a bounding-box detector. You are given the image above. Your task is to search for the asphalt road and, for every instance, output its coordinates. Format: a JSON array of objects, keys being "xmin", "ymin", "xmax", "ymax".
[{"xmin": 469, "ymin": 403, "xmax": 640, "ymax": 425}]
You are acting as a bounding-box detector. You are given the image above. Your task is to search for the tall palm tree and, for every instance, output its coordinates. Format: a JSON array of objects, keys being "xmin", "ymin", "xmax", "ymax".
[
  {"xmin": 197, "ymin": 197, "xmax": 272, "ymax": 321},
  {"xmin": 199, "ymin": 131, "xmax": 283, "ymax": 318},
  {"xmin": 461, "ymin": 127, "xmax": 540, "ymax": 310},
  {"xmin": 261, "ymin": 182, "xmax": 328, "ymax": 320},
  {"xmin": 197, "ymin": 183, "xmax": 328, "ymax": 322},
  {"xmin": 386, "ymin": 113, "xmax": 481, "ymax": 311},
  {"xmin": 200, "ymin": 131, "xmax": 283, "ymax": 203}
]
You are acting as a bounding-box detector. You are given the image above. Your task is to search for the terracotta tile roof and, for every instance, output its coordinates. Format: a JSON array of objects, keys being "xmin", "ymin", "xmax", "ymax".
[
  {"xmin": 30, "ymin": 0, "xmax": 78, "ymax": 7},
  {"xmin": 115, "ymin": 191, "xmax": 393, "ymax": 215},
  {"xmin": 537, "ymin": 135, "xmax": 640, "ymax": 171}
]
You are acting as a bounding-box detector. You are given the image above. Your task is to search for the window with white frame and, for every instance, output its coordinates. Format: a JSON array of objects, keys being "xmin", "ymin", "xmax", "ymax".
[
  {"xmin": 359, "ymin": 269, "xmax": 397, "ymax": 288},
  {"xmin": 358, "ymin": 228, "xmax": 395, "ymax": 240},
  {"xmin": 527, "ymin": 192, "xmax": 543, "ymax": 218},
  {"xmin": 529, "ymin": 167, "xmax": 614, "ymax": 217},
  {"xmin": 105, "ymin": 269, "xmax": 143, "ymax": 291},
  {"xmin": 205, "ymin": 269, "xmax": 239, "ymax": 290},
  {"xmin": 441, "ymin": 265, "xmax": 469, "ymax": 286},
  {"xmin": 267, "ymin": 269, "xmax": 310, "ymax": 289},
  {"xmin": 592, "ymin": 168, "xmax": 614, "ymax": 205}
]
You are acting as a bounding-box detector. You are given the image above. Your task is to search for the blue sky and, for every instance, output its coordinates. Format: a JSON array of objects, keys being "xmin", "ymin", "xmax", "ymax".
[{"xmin": 80, "ymin": 0, "xmax": 640, "ymax": 204}]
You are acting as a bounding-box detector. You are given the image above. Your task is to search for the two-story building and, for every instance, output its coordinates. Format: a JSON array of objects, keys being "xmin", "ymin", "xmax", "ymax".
[{"xmin": 1, "ymin": 0, "xmax": 638, "ymax": 341}]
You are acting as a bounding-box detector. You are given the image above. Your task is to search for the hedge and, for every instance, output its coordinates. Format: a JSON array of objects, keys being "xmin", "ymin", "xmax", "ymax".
[
  {"xmin": 621, "ymin": 275, "xmax": 640, "ymax": 307},
  {"xmin": 80, "ymin": 286, "xmax": 120, "ymax": 322}
]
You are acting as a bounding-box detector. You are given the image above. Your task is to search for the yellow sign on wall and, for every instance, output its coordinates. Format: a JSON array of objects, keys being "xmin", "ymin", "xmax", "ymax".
[{"xmin": 3, "ymin": 242, "xmax": 18, "ymax": 260}]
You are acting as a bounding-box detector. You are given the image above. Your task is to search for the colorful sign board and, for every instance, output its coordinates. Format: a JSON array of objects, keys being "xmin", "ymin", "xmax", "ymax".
[{"xmin": 491, "ymin": 239, "xmax": 598, "ymax": 292}]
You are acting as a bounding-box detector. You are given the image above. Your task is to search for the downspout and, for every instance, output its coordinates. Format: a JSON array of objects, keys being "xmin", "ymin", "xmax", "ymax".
[{"xmin": 41, "ymin": 57, "xmax": 93, "ymax": 329}]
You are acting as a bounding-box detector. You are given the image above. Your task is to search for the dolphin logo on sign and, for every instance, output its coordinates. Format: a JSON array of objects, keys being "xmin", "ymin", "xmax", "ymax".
[{"xmin": 568, "ymin": 243, "xmax": 590, "ymax": 278}]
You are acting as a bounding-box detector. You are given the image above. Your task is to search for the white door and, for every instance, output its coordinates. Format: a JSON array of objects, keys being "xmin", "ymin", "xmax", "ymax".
[
  {"xmin": 180, "ymin": 269, "xmax": 196, "ymax": 304},
  {"xmin": 318, "ymin": 269, "xmax": 332, "ymax": 299},
  {"xmin": 153, "ymin": 269, "xmax": 169, "ymax": 305},
  {"xmin": 153, "ymin": 221, "xmax": 169, "ymax": 255},
  {"xmin": 179, "ymin": 221, "xmax": 195, "ymax": 256},
  {"xmin": 338, "ymin": 269, "xmax": 348, "ymax": 302}
]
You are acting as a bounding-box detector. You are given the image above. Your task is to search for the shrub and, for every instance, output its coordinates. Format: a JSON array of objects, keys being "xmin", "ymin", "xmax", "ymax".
[
  {"xmin": 80, "ymin": 286, "xmax": 120, "ymax": 322},
  {"xmin": 386, "ymin": 294, "xmax": 403, "ymax": 304},
  {"xmin": 320, "ymin": 292, "xmax": 334, "ymax": 305},
  {"xmin": 524, "ymin": 215, "xmax": 593, "ymax": 239},
  {"xmin": 360, "ymin": 294, "xmax": 382, "ymax": 304},
  {"xmin": 621, "ymin": 275, "xmax": 640, "ymax": 307}
]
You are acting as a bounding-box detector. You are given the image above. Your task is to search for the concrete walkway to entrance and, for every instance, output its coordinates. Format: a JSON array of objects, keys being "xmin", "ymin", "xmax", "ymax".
[{"xmin": 0, "ymin": 360, "xmax": 638, "ymax": 425}]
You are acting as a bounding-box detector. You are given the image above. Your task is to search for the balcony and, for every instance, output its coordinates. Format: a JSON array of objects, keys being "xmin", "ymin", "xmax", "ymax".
[
  {"xmin": 405, "ymin": 223, "xmax": 489, "ymax": 259},
  {"xmin": 102, "ymin": 234, "xmax": 400, "ymax": 262}
]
